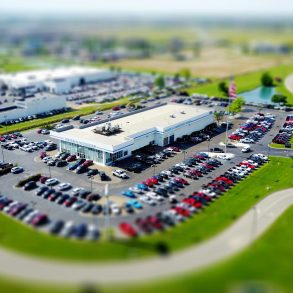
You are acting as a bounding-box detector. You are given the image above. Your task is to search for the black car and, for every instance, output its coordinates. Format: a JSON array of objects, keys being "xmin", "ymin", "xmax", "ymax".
[
  {"xmin": 23, "ymin": 181, "xmax": 37, "ymax": 190},
  {"xmin": 81, "ymin": 203, "xmax": 94, "ymax": 213},
  {"xmin": 87, "ymin": 169, "xmax": 99, "ymax": 176},
  {"xmin": 76, "ymin": 165, "xmax": 88, "ymax": 174},
  {"xmin": 74, "ymin": 223, "xmax": 87, "ymax": 238},
  {"xmin": 56, "ymin": 194, "xmax": 70, "ymax": 204},
  {"xmin": 99, "ymin": 171, "xmax": 107, "ymax": 181},
  {"xmin": 91, "ymin": 204, "xmax": 102, "ymax": 215},
  {"xmin": 35, "ymin": 186, "xmax": 49, "ymax": 196},
  {"xmin": 50, "ymin": 220, "xmax": 64, "ymax": 234},
  {"xmin": 210, "ymin": 147, "xmax": 224, "ymax": 153},
  {"xmin": 127, "ymin": 163, "xmax": 143, "ymax": 173},
  {"xmin": 79, "ymin": 190, "xmax": 91, "ymax": 199},
  {"xmin": 56, "ymin": 160, "xmax": 68, "ymax": 167}
]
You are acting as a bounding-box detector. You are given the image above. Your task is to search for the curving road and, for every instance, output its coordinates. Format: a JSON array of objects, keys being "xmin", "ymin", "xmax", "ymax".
[
  {"xmin": 285, "ymin": 75, "xmax": 293, "ymax": 94},
  {"xmin": 0, "ymin": 188, "xmax": 292, "ymax": 285}
]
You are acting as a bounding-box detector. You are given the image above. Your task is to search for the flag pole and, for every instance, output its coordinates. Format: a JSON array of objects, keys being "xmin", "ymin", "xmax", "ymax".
[{"xmin": 224, "ymin": 96, "xmax": 231, "ymax": 154}]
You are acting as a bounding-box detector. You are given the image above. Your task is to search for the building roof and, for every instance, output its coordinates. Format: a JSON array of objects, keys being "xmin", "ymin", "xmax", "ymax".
[
  {"xmin": 53, "ymin": 104, "xmax": 212, "ymax": 152},
  {"xmin": 0, "ymin": 66, "xmax": 110, "ymax": 88}
]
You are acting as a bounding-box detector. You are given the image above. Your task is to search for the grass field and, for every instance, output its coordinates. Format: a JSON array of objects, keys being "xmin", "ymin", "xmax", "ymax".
[
  {"xmin": 0, "ymin": 198, "xmax": 292, "ymax": 293},
  {"xmin": 0, "ymin": 97, "xmax": 138, "ymax": 135},
  {"xmin": 109, "ymin": 47, "xmax": 293, "ymax": 78},
  {"xmin": 0, "ymin": 157, "xmax": 292, "ymax": 262},
  {"xmin": 108, "ymin": 206, "xmax": 293, "ymax": 293},
  {"xmin": 185, "ymin": 63, "xmax": 293, "ymax": 105}
]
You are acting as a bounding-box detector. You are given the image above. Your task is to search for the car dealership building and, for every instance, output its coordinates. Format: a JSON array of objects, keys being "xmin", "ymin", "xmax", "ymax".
[{"xmin": 51, "ymin": 104, "xmax": 214, "ymax": 166}]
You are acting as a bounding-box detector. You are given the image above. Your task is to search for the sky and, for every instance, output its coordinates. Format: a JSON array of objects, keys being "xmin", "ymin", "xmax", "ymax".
[{"xmin": 1, "ymin": 0, "xmax": 293, "ymax": 17}]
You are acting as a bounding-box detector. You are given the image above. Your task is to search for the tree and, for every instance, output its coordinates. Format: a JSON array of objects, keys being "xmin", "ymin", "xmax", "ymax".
[
  {"xmin": 228, "ymin": 97, "xmax": 245, "ymax": 114},
  {"xmin": 261, "ymin": 72, "xmax": 274, "ymax": 87},
  {"xmin": 155, "ymin": 75, "xmax": 165, "ymax": 89},
  {"xmin": 272, "ymin": 94, "xmax": 287, "ymax": 105},
  {"xmin": 218, "ymin": 81, "xmax": 228, "ymax": 97},
  {"xmin": 214, "ymin": 111, "xmax": 224, "ymax": 125},
  {"xmin": 179, "ymin": 68, "xmax": 191, "ymax": 80}
]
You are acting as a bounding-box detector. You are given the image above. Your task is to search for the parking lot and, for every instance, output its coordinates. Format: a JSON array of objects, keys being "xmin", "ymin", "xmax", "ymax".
[{"xmin": 0, "ymin": 100, "xmax": 292, "ymax": 239}]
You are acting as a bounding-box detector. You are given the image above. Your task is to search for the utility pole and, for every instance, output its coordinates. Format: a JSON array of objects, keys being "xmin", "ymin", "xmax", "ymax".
[
  {"xmin": 1, "ymin": 144, "xmax": 5, "ymax": 163},
  {"xmin": 183, "ymin": 150, "xmax": 187, "ymax": 161},
  {"xmin": 104, "ymin": 183, "xmax": 111, "ymax": 241},
  {"xmin": 152, "ymin": 164, "xmax": 156, "ymax": 176}
]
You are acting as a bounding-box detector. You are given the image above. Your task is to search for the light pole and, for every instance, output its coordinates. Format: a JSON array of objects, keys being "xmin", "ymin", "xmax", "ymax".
[
  {"xmin": 183, "ymin": 150, "xmax": 187, "ymax": 161},
  {"xmin": 90, "ymin": 175, "xmax": 93, "ymax": 192},
  {"xmin": 207, "ymin": 136, "xmax": 211, "ymax": 153},
  {"xmin": 104, "ymin": 183, "xmax": 111, "ymax": 241},
  {"xmin": 1, "ymin": 143, "xmax": 5, "ymax": 163},
  {"xmin": 151, "ymin": 164, "xmax": 156, "ymax": 176}
]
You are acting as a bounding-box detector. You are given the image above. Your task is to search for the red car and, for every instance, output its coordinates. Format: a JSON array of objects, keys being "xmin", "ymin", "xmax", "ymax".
[
  {"xmin": 146, "ymin": 216, "xmax": 163, "ymax": 230},
  {"xmin": 215, "ymin": 177, "xmax": 233, "ymax": 185},
  {"xmin": 39, "ymin": 176, "xmax": 49, "ymax": 184},
  {"xmin": 228, "ymin": 134, "xmax": 241, "ymax": 141},
  {"xmin": 149, "ymin": 177, "xmax": 159, "ymax": 185},
  {"xmin": 112, "ymin": 106, "xmax": 121, "ymax": 111},
  {"xmin": 172, "ymin": 206, "xmax": 190, "ymax": 217},
  {"xmin": 39, "ymin": 151, "xmax": 47, "ymax": 159},
  {"xmin": 174, "ymin": 177, "xmax": 189, "ymax": 185},
  {"xmin": 119, "ymin": 222, "xmax": 137, "ymax": 237},
  {"xmin": 37, "ymin": 129, "xmax": 42, "ymax": 134},
  {"xmin": 0, "ymin": 136, "xmax": 6, "ymax": 142},
  {"xmin": 136, "ymin": 218, "xmax": 152, "ymax": 233},
  {"xmin": 183, "ymin": 198, "xmax": 202, "ymax": 209},
  {"xmin": 240, "ymin": 162, "xmax": 255, "ymax": 169},
  {"xmin": 64, "ymin": 197, "xmax": 77, "ymax": 207},
  {"xmin": 82, "ymin": 160, "xmax": 93, "ymax": 167},
  {"xmin": 142, "ymin": 179, "xmax": 154, "ymax": 187},
  {"xmin": 30, "ymin": 214, "xmax": 48, "ymax": 226},
  {"xmin": 66, "ymin": 155, "xmax": 76, "ymax": 162}
]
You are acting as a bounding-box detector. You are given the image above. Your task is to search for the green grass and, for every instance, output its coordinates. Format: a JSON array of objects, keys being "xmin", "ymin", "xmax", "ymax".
[
  {"xmin": 185, "ymin": 64, "xmax": 293, "ymax": 105},
  {"xmin": 108, "ymin": 206, "xmax": 293, "ymax": 293},
  {"xmin": 0, "ymin": 96, "xmax": 139, "ymax": 135},
  {"xmin": 0, "ymin": 196, "xmax": 293, "ymax": 293},
  {"xmin": 0, "ymin": 157, "xmax": 292, "ymax": 262}
]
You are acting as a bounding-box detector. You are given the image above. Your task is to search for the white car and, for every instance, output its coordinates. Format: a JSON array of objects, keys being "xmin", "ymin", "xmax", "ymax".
[
  {"xmin": 139, "ymin": 195, "xmax": 156, "ymax": 206},
  {"xmin": 241, "ymin": 146, "xmax": 251, "ymax": 153},
  {"xmin": 217, "ymin": 154, "xmax": 231, "ymax": 160},
  {"xmin": 58, "ymin": 182, "xmax": 72, "ymax": 191},
  {"xmin": 11, "ymin": 166, "xmax": 24, "ymax": 174},
  {"xmin": 111, "ymin": 204, "xmax": 121, "ymax": 215},
  {"xmin": 112, "ymin": 169, "xmax": 128, "ymax": 179},
  {"xmin": 42, "ymin": 156, "xmax": 52, "ymax": 163},
  {"xmin": 45, "ymin": 178, "xmax": 59, "ymax": 186}
]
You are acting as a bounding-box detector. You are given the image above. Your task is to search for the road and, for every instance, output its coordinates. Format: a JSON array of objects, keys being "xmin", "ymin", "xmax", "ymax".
[
  {"xmin": 0, "ymin": 188, "xmax": 292, "ymax": 285},
  {"xmin": 285, "ymin": 75, "xmax": 293, "ymax": 93}
]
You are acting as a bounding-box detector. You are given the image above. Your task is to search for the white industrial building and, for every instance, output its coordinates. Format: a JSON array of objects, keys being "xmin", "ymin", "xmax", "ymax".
[
  {"xmin": 0, "ymin": 95, "xmax": 67, "ymax": 123},
  {"xmin": 0, "ymin": 66, "xmax": 115, "ymax": 95},
  {"xmin": 51, "ymin": 104, "xmax": 214, "ymax": 166}
]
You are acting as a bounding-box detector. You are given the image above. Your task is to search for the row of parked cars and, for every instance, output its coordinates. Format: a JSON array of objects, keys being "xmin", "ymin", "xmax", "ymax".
[
  {"xmin": 272, "ymin": 115, "xmax": 292, "ymax": 147},
  {"xmin": 0, "ymin": 132, "xmax": 23, "ymax": 142},
  {"xmin": 228, "ymin": 112, "xmax": 275, "ymax": 143},
  {"xmin": 1, "ymin": 107, "xmax": 68, "ymax": 126},
  {"xmin": 119, "ymin": 153, "xmax": 269, "ymax": 237},
  {"xmin": 0, "ymin": 195, "xmax": 48, "ymax": 227},
  {"xmin": 121, "ymin": 152, "xmax": 222, "ymax": 214}
]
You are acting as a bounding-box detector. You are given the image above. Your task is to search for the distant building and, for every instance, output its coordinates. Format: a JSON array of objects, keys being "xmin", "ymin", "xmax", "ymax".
[
  {"xmin": 0, "ymin": 95, "xmax": 66, "ymax": 123},
  {"xmin": 51, "ymin": 104, "xmax": 214, "ymax": 166},
  {"xmin": 0, "ymin": 66, "xmax": 116, "ymax": 95}
]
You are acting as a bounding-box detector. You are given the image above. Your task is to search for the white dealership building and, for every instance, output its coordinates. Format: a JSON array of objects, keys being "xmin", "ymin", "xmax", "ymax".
[
  {"xmin": 0, "ymin": 66, "xmax": 115, "ymax": 95},
  {"xmin": 51, "ymin": 104, "xmax": 214, "ymax": 166}
]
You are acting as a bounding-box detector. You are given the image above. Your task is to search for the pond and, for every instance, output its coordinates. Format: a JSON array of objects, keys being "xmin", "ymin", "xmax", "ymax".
[{"xmin": 239, "ymin": 86, "xmax": 276, "ymax": 105}]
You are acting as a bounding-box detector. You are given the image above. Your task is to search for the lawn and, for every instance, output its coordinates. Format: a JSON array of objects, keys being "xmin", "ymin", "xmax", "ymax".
[
  {"xmin": 185, "ymin": 63, "xmax": 293, "ymax": 105},
  {"xmin": 0, "ymin": 196, "xmax": 292, "ymax": 293},
  {"xmin": 0, "ymin": 157, "xmax": 292, "ymax": 262},
  {"xmin": 0, "ymin": 96, "xmax": 139, "ymax": 135},
  {"xmin": 108, "ymin": 206, "xmax": 293, "ymax": 293}
]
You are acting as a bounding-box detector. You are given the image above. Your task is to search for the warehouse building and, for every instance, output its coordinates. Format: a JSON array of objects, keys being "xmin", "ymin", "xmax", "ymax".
[
  {"xmin": 51, "ymin": 104, "xmax": 214, "ymax": 166},
  {"xmin": 0, "ymin": 66, "xmax": 115, "ymax": 95},
  {"xmin": 0, "ymin": 95, "xmax": 67, "ymax": 123}
]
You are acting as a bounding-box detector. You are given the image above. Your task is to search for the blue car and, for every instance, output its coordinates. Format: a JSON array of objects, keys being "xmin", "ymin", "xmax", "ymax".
[
  {"xmin": 136, "ymin": 183, "xmax": 148, "ymax": 191},
  {"xmin": 127, "ymin": 200, "xmax": 142, "ymax": 209},
  {"xmin": 67, "ymin": 162, "xmax": 79, "ymax": 171},
  {"xmin": 73, "ymin": 223, "xmax": 87, "ymax": 238},
  {"xmin": 122, "ymin": 190, "xmax": 136, "ymax": 198}
]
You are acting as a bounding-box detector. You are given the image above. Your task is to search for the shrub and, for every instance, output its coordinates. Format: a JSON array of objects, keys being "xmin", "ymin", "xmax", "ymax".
[{"xmin": 17, "ymin": 174, "xmax": 41, "ymax": 187}]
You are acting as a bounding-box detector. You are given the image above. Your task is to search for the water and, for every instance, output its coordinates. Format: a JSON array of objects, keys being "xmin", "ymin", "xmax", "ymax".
[{"xmin": 240, "ymin": 86, "xmax": 276, "ymax": 105}]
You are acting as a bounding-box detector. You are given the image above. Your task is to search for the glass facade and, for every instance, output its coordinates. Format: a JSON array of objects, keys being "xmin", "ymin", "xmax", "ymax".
[{"xmin": 60, "ymin": 140, "xmax": 104, "ymax": 163}]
